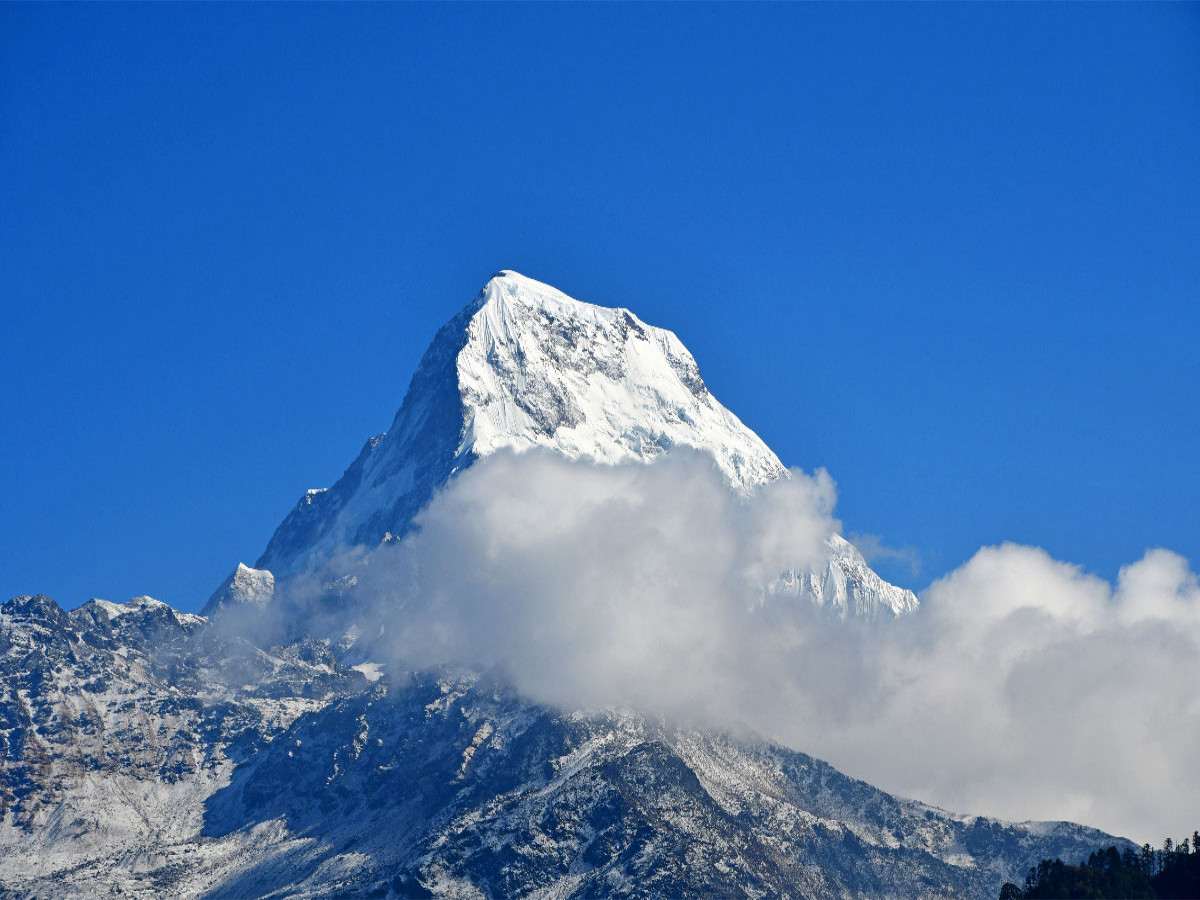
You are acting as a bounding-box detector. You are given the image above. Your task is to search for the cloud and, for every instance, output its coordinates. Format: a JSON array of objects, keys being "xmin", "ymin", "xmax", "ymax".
[
  {"xmin": 807, "ymin": 544, "xmax": 1200, "ymax": 844},
  {"xmin": 353, "ymin": 448, "xmax": 839, "ymax": 715},
  {"xmin": 846, "ymin": 530, "xmax": 922, "ymax": 576},
  {"xmin": 301, "ymin": 450, "xmax": 1200, "ymax": 845}
]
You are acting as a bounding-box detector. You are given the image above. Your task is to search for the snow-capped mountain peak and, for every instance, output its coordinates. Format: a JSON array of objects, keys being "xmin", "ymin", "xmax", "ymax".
[
  {"xmin": 254, "ymin": 271, "xmax": 917, "ymax": 618},
  {"xmin": 257, "ymin": 270, "xmax": 785, "ymax": 575}
]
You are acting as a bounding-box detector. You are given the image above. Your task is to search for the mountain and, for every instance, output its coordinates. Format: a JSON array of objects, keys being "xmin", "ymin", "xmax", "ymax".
[
  {"xmin": 1, "ymin": 272, "xmax": 1121, "ymax": 898},
  {"xmin": 256, "ymin": 270, "xmax": 916, "ymax": 619}
]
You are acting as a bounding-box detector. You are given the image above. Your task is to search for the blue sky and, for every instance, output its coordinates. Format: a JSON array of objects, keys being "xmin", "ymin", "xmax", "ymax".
[{"xmin": 2, "ymin": 3, "xmax": 1197, "ymax": 613}]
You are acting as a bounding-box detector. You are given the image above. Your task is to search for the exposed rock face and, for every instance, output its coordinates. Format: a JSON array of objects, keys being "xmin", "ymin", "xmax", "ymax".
[{"xmin": 199, "ymin": 673, "xmax": 1125, "ymax": 900}]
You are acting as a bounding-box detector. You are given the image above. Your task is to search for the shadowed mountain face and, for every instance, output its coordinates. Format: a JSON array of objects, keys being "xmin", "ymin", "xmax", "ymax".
[
  {"xmin": 0, "ymin": 274, "xmax": 1122, "ymax": 898},
  {"xmin": 200, "ymin": 673, "xmax": 1125, "ymax": 900}
]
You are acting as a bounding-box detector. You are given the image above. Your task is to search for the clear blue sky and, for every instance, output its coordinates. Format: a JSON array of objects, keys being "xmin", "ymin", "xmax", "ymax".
[{"xmin": 3, "ymin": 3, "xmax": 1197, "ymax": 613}]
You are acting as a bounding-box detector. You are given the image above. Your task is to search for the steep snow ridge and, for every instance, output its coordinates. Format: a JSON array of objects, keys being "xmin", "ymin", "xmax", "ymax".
[{"xmin": 256, "ymin": 270, "xmax": 917, "ymax": 618}]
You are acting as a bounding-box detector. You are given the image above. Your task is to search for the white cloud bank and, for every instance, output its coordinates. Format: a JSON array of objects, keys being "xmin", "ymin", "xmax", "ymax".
[{"xmin": 336, "ymin": 449, "xmax": 1199, "ymax": 844}]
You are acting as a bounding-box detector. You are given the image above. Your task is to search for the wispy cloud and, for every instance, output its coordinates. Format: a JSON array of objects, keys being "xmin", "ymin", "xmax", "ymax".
[{"xmin": 847, "ymin": 530, "xmax": 922, "ymax": 576}]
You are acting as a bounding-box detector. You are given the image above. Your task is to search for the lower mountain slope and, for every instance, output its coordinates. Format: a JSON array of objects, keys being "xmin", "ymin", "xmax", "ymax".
[
  {"xmin": 0, "ymin": 596, "xmax": 1125, "ymax": 900},
  {"xmin": 200, "ymin": 672, "xmax": 1121, "ymax": 900}
]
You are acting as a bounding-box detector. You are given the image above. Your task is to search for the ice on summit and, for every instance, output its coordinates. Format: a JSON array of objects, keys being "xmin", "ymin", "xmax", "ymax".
[{"xmin": 256, "ymin": 270, "xmax": 917, "ymax": 617}]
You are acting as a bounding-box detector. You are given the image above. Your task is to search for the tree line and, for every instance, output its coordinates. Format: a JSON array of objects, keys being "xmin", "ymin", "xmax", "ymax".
[{"xmin": 999, "ymin": 830, "xmax": 1200, "ymax": 899}]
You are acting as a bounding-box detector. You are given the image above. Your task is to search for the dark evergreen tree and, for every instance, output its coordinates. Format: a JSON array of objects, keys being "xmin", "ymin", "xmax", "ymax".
[
  {"xmin": 1001, "ymin": 829, "xmax": 1200, "ymax": 900},
  {"xmin": 1142, "ymin": 843, "xmax": 1157, "ymax": 877},
  {"xmin": 1150, "ymin": 832, "xmax": 1200, "ymax": 899}
]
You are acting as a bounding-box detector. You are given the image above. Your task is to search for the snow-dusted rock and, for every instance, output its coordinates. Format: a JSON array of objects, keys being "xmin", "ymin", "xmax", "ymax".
[
  {"xmin": 0, "ymin": 592, "xmax": 362, "ymax": 832},
  {"xmin": 0, "ymin": 644, "xmax": 1129, "ymax": 899}
]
